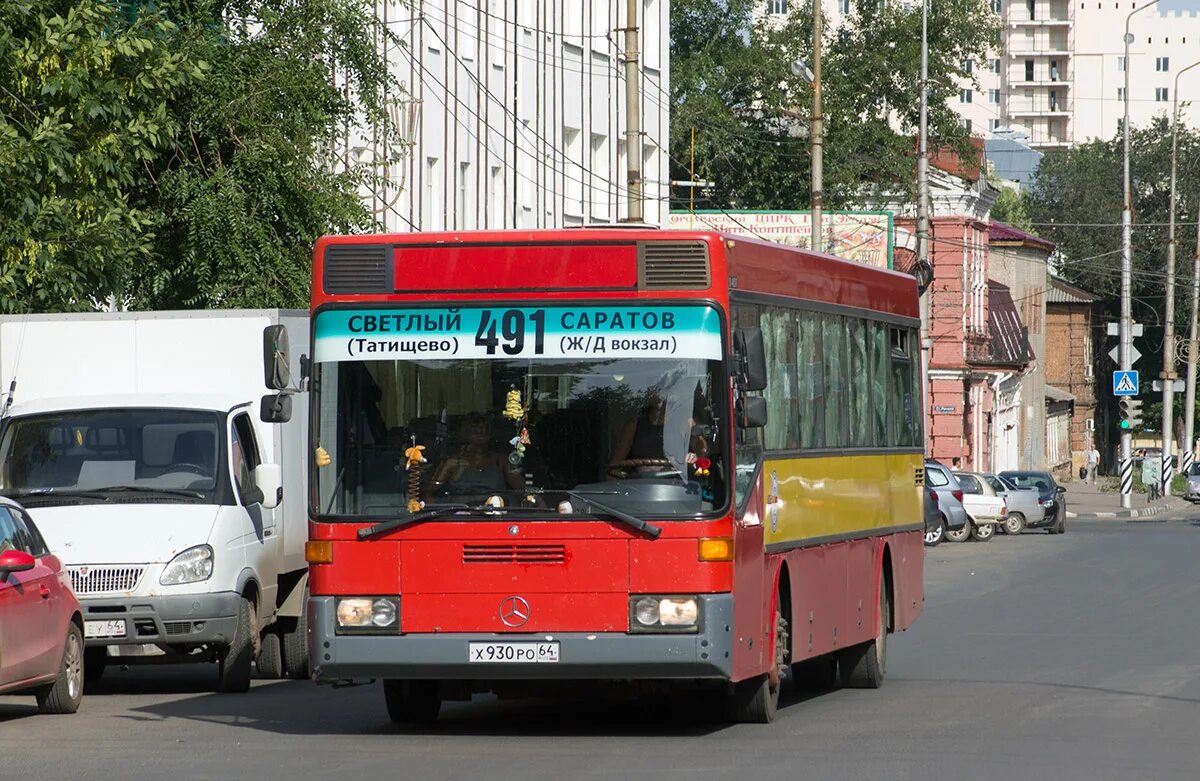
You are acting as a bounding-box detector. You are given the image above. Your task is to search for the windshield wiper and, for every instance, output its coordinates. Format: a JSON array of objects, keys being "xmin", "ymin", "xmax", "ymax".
[
  {"xmin": 357, "ymin": 504, "xmax": 472, "ymax": 540},
  {"xmin": 91, "ymin": 485, "xmax": 206, "ymax": 500},
  {"xmin": 9, "ymin": 488, "xmax": 111, "ymax": 502},
  {"xmin": 558, "ymin": 490, "xmax": 662, "ymax": 539}
]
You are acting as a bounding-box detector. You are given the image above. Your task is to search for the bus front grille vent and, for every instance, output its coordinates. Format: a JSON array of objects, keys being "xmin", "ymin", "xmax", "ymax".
[
  {"xmin": 638, "ymin": 242, "xmax": 711, "ymax": 290},
  {"xmin": 462, "ymin": 544, "xmax": 566, "ymax": 565},
  {"xmin": 323, "ymin": 244, "xmax": 392, "ymax": 294}
]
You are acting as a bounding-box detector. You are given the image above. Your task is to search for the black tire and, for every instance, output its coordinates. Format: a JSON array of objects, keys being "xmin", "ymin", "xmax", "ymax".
[
  {"xmin": 383, "ymin": 680, "xmax": 441, "ymax": 724},
  {"xmin": 728, "ymin": 597, "xmax": 787, "ymax": 723},
  {"xmin": 839, "ymin": 583, "xmax": 888, "ymax": 689},
  {"xmin": 972, "ymin": 522, "xmax": 995, "ymax": 542},
  {"xmin": 83, "ymin": 647, "xmax": 107, "ymax": 684},
  {"xmin": 37, "ymin": 623, "xmax": 84, "ymax": 714},
  {"xmin": 792, "ymin": 653, "xmax": 838, "ymax": 692},
  {"xmin": 217, "ymin": 597, "xmax": 255, "ymax": 693},
  {"xmin": 1003, "ymin": 512, "xmax": 1025, "ymax": 535},
  {"xmin": 945, "ymin": 521, "xmax": 972, "ymax": 543},
  {"xmin": 282, "ymin": 593, "xmax": 309, "ymax": 680},
  {"xmin": 257, "ymin": 630, "xmax": 284, "ymax": 679},
  {"xmin": 924, "ymin": 515, "xmax": 945, "ymax": 547}
]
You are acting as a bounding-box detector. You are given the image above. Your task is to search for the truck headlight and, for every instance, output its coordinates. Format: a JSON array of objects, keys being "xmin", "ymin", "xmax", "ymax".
[
  {"xmin": 335, "ymin": 597, "xmax": 400, "ymax": 634},
  {"xmin": 159, "ymin": 545, "xmax": 214, "ymax": 585},
  {"xmin": 629, "ymin": 595, "xmax": 699, "ymax": 633}
]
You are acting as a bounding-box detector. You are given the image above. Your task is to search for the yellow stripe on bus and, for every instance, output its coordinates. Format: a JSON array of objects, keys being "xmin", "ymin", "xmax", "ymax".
[{"xmin": 761, "ymin": 452, "xmax": 923, "ymax": 547}]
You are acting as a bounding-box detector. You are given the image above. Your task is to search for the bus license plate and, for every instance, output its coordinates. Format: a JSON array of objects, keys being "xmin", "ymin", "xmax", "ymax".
[
  {"xmin": 468, "ymin": 642, "xmax": 559, "ymax": 664},
  {"xmin": 85, "ymin": 619, "xmax": 127, "ymax": 639}
]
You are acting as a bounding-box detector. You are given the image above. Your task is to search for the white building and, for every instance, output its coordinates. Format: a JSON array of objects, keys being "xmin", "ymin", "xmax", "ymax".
[{"xmin": 341, "ymin": 1, "xmax": 671, "ymax": 232}]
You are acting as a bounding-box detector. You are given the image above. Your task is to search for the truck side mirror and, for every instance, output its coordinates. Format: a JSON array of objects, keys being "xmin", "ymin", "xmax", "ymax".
[
  {"xmin": 253, "ymin": 464, "xmax": 283, "ymax": 509},
  {"xmin": 733, "ymin": 327, "xmax": 767, "ymax": 392},
  {"xmin": 263, "ymin": 325, "xmax": 291, "ymax": 390},
  {"xmin": 260, "ymin": 393, "xmax": 292, "ymax": 424},
  {"xmin": 736, "ymin": 396, "xmax": 768, "ymax": 429}
]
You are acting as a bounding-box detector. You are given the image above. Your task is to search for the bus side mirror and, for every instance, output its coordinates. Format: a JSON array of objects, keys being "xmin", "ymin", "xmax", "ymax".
[
  {"xmin": 733, "ymin": 327, "xmax": 767, "ymax": 392},
  {"xmin": 263, "ymin": 325, "xmax": 291, "ymax": 391},
  {"xmin": 736, "ymin": 396, "xmax": 767, "ymax": 429},
  {"xmin": 261, "ymin": 393, "xmax": 292, "ymax": 424}
]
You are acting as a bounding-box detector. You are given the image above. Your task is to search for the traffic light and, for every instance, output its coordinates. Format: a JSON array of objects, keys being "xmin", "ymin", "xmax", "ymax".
[{"xmin": 1119, "ymin": 398, "xmax": 1144, "ymax": 430}]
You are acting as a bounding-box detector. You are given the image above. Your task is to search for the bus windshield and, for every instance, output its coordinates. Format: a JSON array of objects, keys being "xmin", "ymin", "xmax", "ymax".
[{"xmin": 311, "ymin": 306, "xmax": 728, "ymax": 520}]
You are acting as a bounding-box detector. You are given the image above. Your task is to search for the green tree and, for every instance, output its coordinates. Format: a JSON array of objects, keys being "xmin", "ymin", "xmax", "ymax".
[
  {"xmin": 670, "ymin": 0, "xmax": 1000, "ymax": 211},
  {"xmin": 990, "ymin": 187, "xmax": 1034, "ymax": 232},
  {"xmin": 0, "ymin": 1, "xmax": 201, "ymax": 312},
  {"xmin": 129, "ymin": 0, "xmax": 402, "ymax": 309},
  {"xmin": 1026, "ymin": 115, "xmax": 1200, "ymax": 326}
]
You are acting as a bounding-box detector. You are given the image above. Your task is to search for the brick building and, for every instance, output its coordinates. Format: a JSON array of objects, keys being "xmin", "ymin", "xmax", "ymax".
[{"xmin": 1046, "ymin": 276, "xmax": 1100, "ymax": 475}]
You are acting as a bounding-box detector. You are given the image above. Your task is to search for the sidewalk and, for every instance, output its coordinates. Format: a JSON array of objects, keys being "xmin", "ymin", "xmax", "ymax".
[{"xmin": 1063, "ymin": 479, "xmax": 1190, "ymax": 519}]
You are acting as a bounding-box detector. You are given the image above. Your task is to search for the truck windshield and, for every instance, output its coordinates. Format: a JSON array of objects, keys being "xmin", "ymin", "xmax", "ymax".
[
  {"xmin": 311, "ymin": 305, "xmax": 727, "ymax": 520},
  {"xmin": 0, "ymin": 409, "xmax": 223, "ymax": 503}
]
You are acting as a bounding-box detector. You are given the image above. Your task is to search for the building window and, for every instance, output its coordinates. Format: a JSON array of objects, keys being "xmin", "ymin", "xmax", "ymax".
[
  {"xmin": 989, "ymin": 118, "xmax": 1001, "ymax": 131},
  {"xmin": 992, "ymin": 0, "xmax": 1002, "ymax": 12},
  {"xmin": 1117, "ymin": 87, "xmax": 1125, "ymax": 101},
  {"xmin": 960, "ymin": 118, "xmax": 973, "ymax": 132},
  {"xmin": 1156, "ymin": 87, "xmax": 1169, "ymax": 101},
  {"xmin": 768, "ymin": 0, "xmax": 788, "ymax": 13},
  {"xmin": 960, "ymin": 89, "xmax": 973, "ymax": 103},
  {"xmin": 991, "ymin": 58, "xmax": 1002, "ymax": 73},
  {"xmin": 839, "ymin": 0, "xmax": 851, "ymax": 13},
  {"xmin": 1050, "ymin": 60, "xmax": 1060, "ymax": 81},
  {"xmin": 1118, "ymin": 56, "xmax": 1125, "ymax": 72},
  {"xmin": 1025, "ymin": 59, "xmax": 1035, "ymax": 81},
  {"xmin": 1156, "ymin": 56, "xmax": 1170, "ymax": 72},
  {"xmin": 989, "ymin": 88, "xmax": 1001, "ymax": 104},
  {"xmin": 962, "ymin": 58, "xmax": 974, "ymax": 74},
  {"xmin": 1026, "ymin": 0, "xmax": 1035, "ymax": 19}
]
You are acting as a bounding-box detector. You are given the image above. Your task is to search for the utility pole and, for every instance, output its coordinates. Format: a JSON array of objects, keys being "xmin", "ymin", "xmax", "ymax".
[
  {"xmin": 622, "ymin": 0, "xmax": 642, "ymax": 223},
  {"xmin": 1163, "ymin": 59, "xmax": 1200, "ymax": 494},
  {"xmin": 810, "ymin": 1, "xmax": 823, "ymax": 252},
  {"xmin": 917, "ymin": 0, "xmax": 931, "ymax": 450},
  {"xmin": 1185, "ymin": 203, "xmax": 1200, "ymax": 478}
]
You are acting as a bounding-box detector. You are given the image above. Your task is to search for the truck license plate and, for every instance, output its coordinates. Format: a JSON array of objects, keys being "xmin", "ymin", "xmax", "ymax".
[
  {"xmin": 468, "ymin": 642, "xmax": 559, "ymax": 663},
  {"xmin": 84, "ymin": 619, "xmax": 127, "ymax": 639}
]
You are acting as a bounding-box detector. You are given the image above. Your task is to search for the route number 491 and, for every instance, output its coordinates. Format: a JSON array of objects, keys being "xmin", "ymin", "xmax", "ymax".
[{"xmin": 474, "ymin": 309, "xmax": 545, "ymax": 355}]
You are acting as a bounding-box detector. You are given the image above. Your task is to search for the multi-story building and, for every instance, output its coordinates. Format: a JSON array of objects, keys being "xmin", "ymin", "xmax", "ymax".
[
  {"xmin": 339, "ymin": 1, "xmax": 671, "ymax": 232},
  {"xmin": 1046, "ymin": 276, "xmax": 1102, "ymax": 473}
]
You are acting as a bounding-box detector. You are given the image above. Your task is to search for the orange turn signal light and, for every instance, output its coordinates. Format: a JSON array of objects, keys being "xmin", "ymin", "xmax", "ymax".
[
  {"xmin": 698, "ymin": 537, "xmax": 734, "ymax": 562},
  {"xmin": 305, "ymin": 540, "xmax": 333, "ymax": 564}
]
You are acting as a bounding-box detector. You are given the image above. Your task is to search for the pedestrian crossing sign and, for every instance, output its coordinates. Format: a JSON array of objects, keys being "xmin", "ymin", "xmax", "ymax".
[{"xmin": 1113, "ymin": 370, "xmax": 1139, "ymax": 396}]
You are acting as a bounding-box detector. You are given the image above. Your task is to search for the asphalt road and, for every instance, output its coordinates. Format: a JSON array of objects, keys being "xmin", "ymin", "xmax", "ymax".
[{"xmin": 6, "ymin": 514, "xmax": 1200, "ymax": 781}]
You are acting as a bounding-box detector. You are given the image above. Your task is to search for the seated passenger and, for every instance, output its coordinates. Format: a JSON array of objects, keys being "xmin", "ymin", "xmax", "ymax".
[
  {"xmin": 427, "ymin": 413, "xmax": 521, "ymax": 496},
  {"xmin": 608, "ymin": 395, "xmax": 702, "ymax": 476}
]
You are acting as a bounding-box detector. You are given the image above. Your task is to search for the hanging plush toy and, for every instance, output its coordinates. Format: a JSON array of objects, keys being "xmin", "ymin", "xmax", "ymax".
[
  {"xmin": 693, "ymin": 457, "xmax": 712, "ymax": 477},
  {"xmin": 405, "ymin": 443, "xmax": 426, "ymax": 513},
  {"xmin": 502, "ymin": 388, "xmax": 525, "ymax": 421}
]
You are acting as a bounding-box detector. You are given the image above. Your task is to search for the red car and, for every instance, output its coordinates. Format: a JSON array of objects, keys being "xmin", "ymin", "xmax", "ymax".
[{"xmin": 0, "ymin": 497, "xmax": 84, "ymax": 714}]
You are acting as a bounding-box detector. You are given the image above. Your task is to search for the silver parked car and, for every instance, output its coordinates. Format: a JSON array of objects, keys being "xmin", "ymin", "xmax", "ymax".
[
  {"xmin": 980, "ymin": 473, "xmax": 1042, "ymax": 535},
  {"xmin": 1184, "ymin": 463, "xmax": 1200, "ymax": 502},
  {"xmin": 924, "ymin": 460, "xmax": 969, "ymax": 544}
]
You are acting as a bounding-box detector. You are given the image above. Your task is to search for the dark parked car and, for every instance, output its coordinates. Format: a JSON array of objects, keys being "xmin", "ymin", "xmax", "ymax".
[
  {"xmin": 0, "ymin": 497, "xmax": 84, "ymax": 714},
  {"xmin": 998, "ymin": 471, "xmax": 1067, "ymax": 534}
]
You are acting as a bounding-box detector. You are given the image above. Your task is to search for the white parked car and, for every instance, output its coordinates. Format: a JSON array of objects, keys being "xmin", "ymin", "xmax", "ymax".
[{"xmin": 945, "ymin": 472, "xmax": 1007, "ymax": 542}]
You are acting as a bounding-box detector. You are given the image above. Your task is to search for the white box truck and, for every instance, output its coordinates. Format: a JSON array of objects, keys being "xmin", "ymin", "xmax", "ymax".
[{"xmin": 0, "ymin": 310, "xmax": 309, "ymax": 692}]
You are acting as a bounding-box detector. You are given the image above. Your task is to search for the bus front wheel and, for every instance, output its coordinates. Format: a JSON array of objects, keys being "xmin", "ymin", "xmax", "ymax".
[{"xmin": 383, "ymin": 680, "xmax": 441, "ymax": 724}]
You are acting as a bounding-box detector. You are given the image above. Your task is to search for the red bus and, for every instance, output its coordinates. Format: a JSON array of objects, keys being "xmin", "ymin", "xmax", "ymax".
[{"xmin": 302, "ymin": 229, "xmax": 924, "ymax": 723}]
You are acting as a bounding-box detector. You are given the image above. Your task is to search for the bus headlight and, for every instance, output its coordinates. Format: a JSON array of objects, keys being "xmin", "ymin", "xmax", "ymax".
[
  {"xmin": 336, "ymin": 597, "xmax": 400, "ymax": 633},
  {"xmin": 629, "ymin": 595, "xmax": 699, "ymax": 633}
]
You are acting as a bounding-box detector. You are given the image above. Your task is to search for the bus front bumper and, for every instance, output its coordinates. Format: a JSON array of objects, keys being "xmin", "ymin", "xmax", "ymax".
[{"xmin": 308, "ymin": 594, "xmax": 735, "ymax": 682}]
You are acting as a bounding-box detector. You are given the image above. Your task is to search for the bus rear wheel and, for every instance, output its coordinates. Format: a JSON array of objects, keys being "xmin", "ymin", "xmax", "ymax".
[
  {"xmin": 383, "ymin": 680, "xmax": 441, "ymax": 724},
  {"xmin": 839, "ymin": 583, "xmax": 888, "ymax": 689}
]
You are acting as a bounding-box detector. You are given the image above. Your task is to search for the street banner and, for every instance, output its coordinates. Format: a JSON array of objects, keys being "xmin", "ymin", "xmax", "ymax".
[{"xmin": 669, "ymin": 210, "xmax": 893, "ymax": 268}]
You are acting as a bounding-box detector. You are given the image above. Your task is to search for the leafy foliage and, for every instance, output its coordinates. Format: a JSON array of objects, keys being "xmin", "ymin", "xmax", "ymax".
[
  {"xmin": 670, "ymin": 0, "xmax": 999, "ymax": 211},
  {"xmin": 0, "ymin": 0, "xmax": 401, "ymax": 313},
  {"xmin": 1026, "ymin": 115, "xmax": 1200, "ymax": 325},
  {"xmin": 0, "ymin": 0, "xmax": 200, "ymax": 312},
  {"xmin": 990, "ymin": 187, "xmax": 1034, "ymax": 233}
]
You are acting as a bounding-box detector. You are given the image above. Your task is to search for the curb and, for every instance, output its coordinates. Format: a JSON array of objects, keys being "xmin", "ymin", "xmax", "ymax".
[{"xmin": 1066, "ymin": 501, "xmax": 1186, "ymax": 520}]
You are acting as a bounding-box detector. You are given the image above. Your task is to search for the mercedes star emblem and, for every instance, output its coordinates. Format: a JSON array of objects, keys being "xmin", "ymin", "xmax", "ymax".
[{"xmin": 499, "ymin": 595, "xmax": 530, "ymax": 627}]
